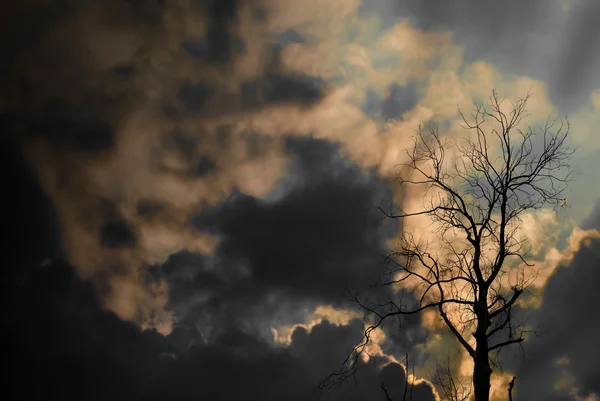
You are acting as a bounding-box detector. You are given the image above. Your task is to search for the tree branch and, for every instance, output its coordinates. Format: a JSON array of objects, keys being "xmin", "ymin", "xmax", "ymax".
[
  {"xmin": 489, "ymin": 288, "xmax": 523, "ymax": 319},
  {"xmin": 489, "ymin": 337, "xmax": 524, "ymax": 352}
]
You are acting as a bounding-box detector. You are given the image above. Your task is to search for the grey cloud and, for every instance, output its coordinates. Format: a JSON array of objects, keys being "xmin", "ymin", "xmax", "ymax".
[
  {"xmin": 200, "ymin": 0, "xmax": 244, "ymax": 64},
  {"xmin": 1, "ymin": 101, "xmax": 116, "ymax": 153},
  {"xmin": 276, "ymin": 29, "xmax": 306, "ymax": 46},
  {"xmin": 193, "ymin": 156, "xmax": 217, "ymax": 176},
  {"xmin": 241, "ymin": 73, "xmax": 326, "ymax": 108},
  {"xmin": 182, "ymin": 37, "xmax": 245, "ymax": 62},
  {"xmin": 159, "ymin": 130, "xmax": 217, "ymax": 177},
  {"xmin": 121, "ymin": 0, "xmax": 166, "ymax": 25},
  {"xmin": 550, "ymin": 2, "xmax": 600, "ymax": 110},
  {"xmin": 3, "ymin": 0, "xmax": 324, "ymax": 154},
  {"xmin": 6, "ymin": 253, "xmax": 436, "ymax": 401},
  {"xmin": 149, "ymin": 250, "xmax": 223, "ymax": 308},
  {"xmin": 359, "ymin": 0, "xmax": 600, "ymax": 111},
  {"xmin": 100, "ymin": 200, "xmax": 137, "ymax": 248},
  {"xmin": 168, "ymin": 0, "xmax": 246, "ymax": 64},
  {"xmin": 288, "ymin": 320, "xmax": 436, "ymax": 401},
  {"xmin": 363, "ymin": 83, "xmax": 419, "ymax": 121},
  {"xmin": 1, "ymin": 2, "xmax": 140, "ymax": 153},
  {"xmin": 142, "ymin": 137, "xmax": 400, "ymax": 340},
  {"xmin": 189, "ymin": 137, "xmax": 395, "ymax": 300},
  {"xmin": 137, "ymin": 136, "xmax": 443, "ymax": 369},
  {"xmin": 0, "ymin": 0, "xmax": 332, "ymax": 278},
  {"xmin": 498, "ymin": 208, "xmax": 600, "ymax": 401},
  {"xmin": 177, "ymin": 82, "xmax": 214, "ymax": 114},
  {"xmin": 6, "ymin": 259, "xmax": 169, "ymax": 401},
  {"xmin": 381, "ymin": 83, "xmax": 419, "ymax": 120},
  {"xmin": 136, "ymin": 199, "xmax": 166, "ymax": 220},
  {"xmin": 582, "ymin": 200, "xmax": 600, "ymax": 231},
  {"xmin": 174, "ymin": 23, "xmax": 328, "ymax": 118},
  {"xmin": 146, "ymin": 318, "xmax": 437, "ymax": 401},
  {"xmin": 1, "ymin": 135, "xmax": 62, "ymax": 277},
  {"xmin": 0, "ymin": 1, "xmax": 69, "ymax": 76}
]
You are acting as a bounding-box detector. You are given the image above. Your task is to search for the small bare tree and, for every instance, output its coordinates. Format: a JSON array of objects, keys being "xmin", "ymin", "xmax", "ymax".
[
  {"xmin": 431, "ymin": 357, "xmax": 471, "ymax": 401},
  {"xmin": 324, "ymin": 90, "xmax": 574, "ymax": 401}
]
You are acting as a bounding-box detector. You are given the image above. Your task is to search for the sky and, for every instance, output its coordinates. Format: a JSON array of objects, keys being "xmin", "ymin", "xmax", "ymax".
[{"xmin": 2, "ymin": 1, "xmax": 600, "ymax": 400}]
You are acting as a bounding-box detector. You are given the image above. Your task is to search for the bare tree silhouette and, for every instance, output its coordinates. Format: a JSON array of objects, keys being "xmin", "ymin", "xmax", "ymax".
[
  {"xmin": 322, "ymin": 90, "xmax": 575, "ymax": 401},
  {"xmin": 431, "ymin": 357, "xmax": 471, "ymax": 401}
]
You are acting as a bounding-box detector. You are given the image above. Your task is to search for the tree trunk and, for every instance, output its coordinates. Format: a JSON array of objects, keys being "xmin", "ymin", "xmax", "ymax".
[
  {"xmin": 473, "ymin": 297, "xmax": 492, "ymax": 401},
  {"xmin": 473, "ymin": 350, "xmax": 492, "ymax": 401}
]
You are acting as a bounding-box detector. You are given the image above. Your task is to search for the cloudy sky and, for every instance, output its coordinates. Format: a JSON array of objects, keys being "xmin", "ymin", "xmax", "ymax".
[{"xmin": 3, "ymin": 1, "xmax": 600, "ymax": 400}]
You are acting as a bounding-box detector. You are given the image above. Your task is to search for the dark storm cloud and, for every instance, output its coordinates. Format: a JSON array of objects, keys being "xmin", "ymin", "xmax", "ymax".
[
  {"xmin": 359, "ymin": 0, "xmax": 600, "ymax": 111},
  {"xmin": 143, "ymin": 137, "xmax": 399, "ymax": 341},
  {"xmin": 381, "ymin": 83, "xmax": 419, "ymax": 120},
  {"xmin": 287, "ymin": 320, "xmax": 436, "ymax": 401},
  {"xmin": 1, "ymin": 133, "xmax": 158, "ymax": 400},
  {"xmin": 7, "ymin": 260, "xmax": 169, "ymax": 401},
  {"xmin": 2, "ymin": 0, "xmax": 329, "ymax": 157},
  {"xmin": 276, "ymin": 28, "xmax": 306, "ymax": 46},
  {"xmin": 178, "ymin": 0, "xmax": 247, "ymax": 62},
  {"xmin": 1, "ymin": 0, "xmax": 331, "ymax": 313},
  {"xmin": 177, "ymin": 82, "xmax": 214, "ymax": 114},
  {"xmin": 136, "ymin": 199, "xmax": 166, "ymax": 220},
  {"xmin": 1, "ymin": 0, "xmax": 332, "ymax": 295},
  {"xmin": 201, "ymin": 0, "xmax": 243, "ymax": 64},
  {"xmin": 182, "ymin": 36, "xmax": 245, "ymax": 62},
  {"xmin": 241, "ymin": 73, "xmax": 326, "ymax": 107},
  {"xmin": 1, "ymin": 102, "xmax": 116, "ymax": 153},
  {"xmin": 144, "ymin": 137, "xmax": 432, "ymax": 385},
  {"xmin": 363, "ymin": 83, "xmax": 419, "ymax": 121},
  {"xmin": 154, "ymin": 318, "xmax": 436, "ymax": 401},
  {"xmin": 150, "ymin": 250, "xmax": 223, "ymax": 307},
  {"xmin": 0, "ymin": 136, "xmax": 62, "ymax": 280},
  {"xmin": 121, "ymin": 0, "xmax": 166, "ymax": 25},
  {"xmin": 7, "ymin": 256, "xmax": 437, "ymax": 401},
  {"xmin": 0, "ymin": 0, "xmax": 240, "ymax": 152},
  {"xmin": 1, "ymin": 1, "xmax": 141, "ymax": 152},
  {"xmin": 145, "ymin": 320, "xmax": 364, "ymax": 401},
  {"xmin": 204, "ymin": 181, "xmax": 383, "ymax": 296},
  {"xmin": 502, "ymin": 210, "xmax": 600, "ymax": 401},
  {"xmin": 0, "ymin": 2, "xmax": 69, "ymax": 76},
  {"xmin": 175, "ymin": 72, "xmax": 326, "ymax": 117},
  {"xmin": 173, "ymin": 9, "xmax": 328, "ymax": 118},
  {"xmin": 146, "ymin": 318, "xmax": 437, "ymax": 401},
  {"xmin": 2, "ymin": 3, "xmax": 443, "ymax": 400},
  {"xmin": 161, "ymin": 130, "xmax": 217, "ymax": 177},
  {"xmin": 100, "ymin": 200, "xmax": 137, "ymax": 248},
  {"xmin": 194, "ymin": 155, "xmax": 217, "ymax": 176},
  {"xmin": 190, "ymin": 137, "xmax": 394, "ymax": 300}
]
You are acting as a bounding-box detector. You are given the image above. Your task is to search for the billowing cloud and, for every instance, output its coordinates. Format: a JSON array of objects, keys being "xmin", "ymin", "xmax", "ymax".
[
  {"xmin": 358, "ymin": 0, "xmax": 600, "ymax": 112},
  {"xmin": 149, "ymin": 136, "xmax": 401, "ymax": 342},
  {"xmin": 6, "ymin": 256, "xmax": 438, "ymax": 401}
]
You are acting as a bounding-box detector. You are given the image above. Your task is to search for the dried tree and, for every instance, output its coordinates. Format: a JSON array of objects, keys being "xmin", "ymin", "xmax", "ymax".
[
  {"xmin": 324, "ymin": 91, "xmax": 575, "ymax": 401},
  {"xmin": 431, "ymin": 357, "xmax": 471, "ymax": 401}
]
